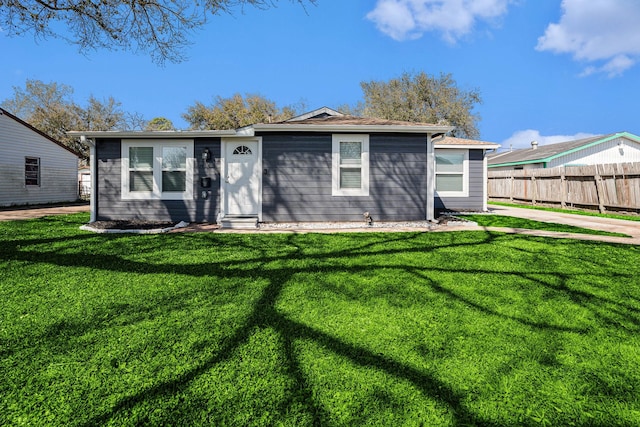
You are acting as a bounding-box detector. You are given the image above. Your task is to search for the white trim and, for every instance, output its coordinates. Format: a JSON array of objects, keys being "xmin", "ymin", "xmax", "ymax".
[
  {"xmin": 69, "ymin": 124, "xmax": 454, "ymax": 139},
  {"xmin": 121, "ymin": 139, "xmax": 194, "ymax": 200},
  {"xmin": 483, "ymin": 150, "xmax": 488, "ymax": 211},
  {"xmin": 86, "ymin": 138, "xmax": 97, "ymax": 222},
  {"xmin": 435, "ymin": 148, "xmax": 469, "ymax": 198},
  {"xmin": 69, "ymin": 130, "xmax": 235, "ymax": 139},
  {"xmin": 332, "ymin": 134, "xmax": 370, "ymax": 197},
  {"xmin": 435, "ymin": 143, "xmax": 500, "ymax": 149},
  {"xmin": 426, "ymin": 134, "xmax": 435, "ymax": 221},
  {"xmin": 252, "ymin": 124, "xmax": 453, "ymax": 134}
]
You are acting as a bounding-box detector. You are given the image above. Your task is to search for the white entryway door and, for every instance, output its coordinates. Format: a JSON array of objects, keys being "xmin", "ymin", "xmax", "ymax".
[{"xmin": 223, "ymin": 139, "xmax": 261, "ymax": 216}]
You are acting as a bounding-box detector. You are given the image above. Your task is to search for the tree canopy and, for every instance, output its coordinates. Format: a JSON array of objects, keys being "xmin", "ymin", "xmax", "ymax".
[
  {"xmin": 1, "ymin": 0, "xmax": 315, "ymax": 64},
  {"xmin": 182, "ymin": 93, "xmax": 302, "ymax": 130},
  {"xmin": 360, "ymin": 71, "xmax": 482, "ymax": 139},
  {"xmin": 145, "ymin": 117, "xmax": 175, "ymax": 131},
  {"xmin": 1, "ymin": 79, "xmax": 141, "ymax": 161}
]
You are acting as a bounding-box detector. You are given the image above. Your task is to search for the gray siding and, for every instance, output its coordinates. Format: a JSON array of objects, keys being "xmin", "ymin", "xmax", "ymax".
[
  {"xmin": 435, "ymin": 149, "xmax": 485, "ymax": 211},
  {"xmin": 95, "ymin": 138, "xmax": 221, "ymax": 222},
  {"xmin": 0, "ymin": 112, "xmax": 78, "ymax": 207},
  {"xmin": 261, "ymin": 133, "xmax": 428, "ymax": 222}
]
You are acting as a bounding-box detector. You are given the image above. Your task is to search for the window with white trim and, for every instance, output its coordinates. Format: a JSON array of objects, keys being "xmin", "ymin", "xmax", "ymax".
[
  {"xmin": 435, "ymin": 149, "xmax": 468, "ymax": 197},
  {"xmin": 332, "ymin": 134, "xmax": 369, "ymax": 196},
  {"xmin": 25, "ymin": 157, "xmax": 40, "ymax": 186},
  {"xmin": 122, "ymin": 140, "xmax": 194, "ymax": 200}
]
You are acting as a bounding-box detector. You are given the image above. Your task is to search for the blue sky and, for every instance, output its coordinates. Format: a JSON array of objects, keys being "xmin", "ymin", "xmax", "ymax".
[{"xmin": 2, "ymin": 0, "xmax": 640, "ymax": 150}]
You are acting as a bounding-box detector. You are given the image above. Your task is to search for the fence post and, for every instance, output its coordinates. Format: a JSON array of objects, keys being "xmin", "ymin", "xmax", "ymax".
[
  {"xmin": 509, "ymin": 172, "xmax": 514, "ymax": 202},
  {"xmin": 560, "ymin": 170, "xmax": 566, "ymax": 208},
  {"xmin": 593, "ymin": 164, "xmax": 606, "ymax": 213},
  {"xmin": 531, "ymin": 174, "xmax": 536, "ymax": 205}
]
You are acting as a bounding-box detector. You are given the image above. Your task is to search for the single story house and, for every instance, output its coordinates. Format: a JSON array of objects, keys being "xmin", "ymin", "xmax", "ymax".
[
  {"xmin": 0, "ymin": 108, "xmax": 80, "ymax": 207},
  {"xmin": 70, "ymin": 108, "xmax": 499, "ymax": 226},
  {"xmin": 488, "ymin": 132, "xmax": 640, "ymax": 171}
]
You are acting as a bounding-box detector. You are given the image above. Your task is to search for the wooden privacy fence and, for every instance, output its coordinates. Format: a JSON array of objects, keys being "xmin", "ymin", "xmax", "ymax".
[{"xmin": 488, "ymin": 163, "xmax": 640, "ymax": 213}]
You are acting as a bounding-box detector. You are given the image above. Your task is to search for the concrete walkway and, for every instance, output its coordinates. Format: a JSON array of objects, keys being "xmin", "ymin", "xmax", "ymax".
[
  {"xmin": 480, "ymin": 204, "xmax": 640, "ymax": 245},
  {"xmin": 0, "ymin": 203, "xmax": 89, "ymax": 221}
]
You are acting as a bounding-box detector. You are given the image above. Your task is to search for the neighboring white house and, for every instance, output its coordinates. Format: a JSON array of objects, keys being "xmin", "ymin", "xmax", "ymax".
[
  {"xmin": 78, "ymin": 166, "xmax": 91, "ymax": 200},
  {"xmin": 0, "ymin": 108, "xmax": 80, "ymax": 207},
  {"xmin": 488, "ymin": 132, "xmax": 640, "ymax": 171}
]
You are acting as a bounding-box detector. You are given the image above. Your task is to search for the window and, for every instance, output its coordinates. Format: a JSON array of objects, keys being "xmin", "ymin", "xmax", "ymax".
[
  {"xmin": 232, "ymin": 145, "xmax": 252, "ymax": 155},
  {"xmin": 435, "ymin": 149, "xmax": 468, "ymax": 197},
  {"xmin": 332, "ymin": 134, "xmax": 369, "ymax": 196},
  {"xmin": 25, "ymin": 157, "xmax": 40, "ymax": 186},
  {"xmin": 122, "ymin": 140, "xmax": 194, "ymax": 200}
]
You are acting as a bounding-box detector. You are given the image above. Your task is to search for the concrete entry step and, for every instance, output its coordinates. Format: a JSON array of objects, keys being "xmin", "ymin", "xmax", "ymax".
[{"xmin": 220, "ymin": 216, "xmax": 258, "ymax": 229}]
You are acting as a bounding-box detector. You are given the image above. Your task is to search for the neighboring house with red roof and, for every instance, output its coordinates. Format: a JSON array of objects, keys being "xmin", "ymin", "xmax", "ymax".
[
  {"xmin": 0, "ymin": 108, "xmax": 80, "ymax": 207},
  {"xmin": 488, "ymin": 132, "xmax": 640, "ymax": 171},
  {"xmin": 70, "ymin": 107, "xmax": 499, "ymax": 226}
]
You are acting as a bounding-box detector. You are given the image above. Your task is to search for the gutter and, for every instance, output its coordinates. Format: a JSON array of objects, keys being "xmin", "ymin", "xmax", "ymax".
[
  {"xmin": 435, "ymin": 143, "xmax": 500, "ymax": 149},
  {"xmin": 67, "ymin": 130, "xmax": 237, "ymax": 139},
  {"xmin": 249, "ymin": 123, "xmax": 455, "ymax": 135}
]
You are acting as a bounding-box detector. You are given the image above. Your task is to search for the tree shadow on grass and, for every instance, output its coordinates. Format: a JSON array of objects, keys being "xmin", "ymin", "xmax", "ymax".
[{"xmin": 3, "ymin": 228, "xmax": 640, "ymax": 425}]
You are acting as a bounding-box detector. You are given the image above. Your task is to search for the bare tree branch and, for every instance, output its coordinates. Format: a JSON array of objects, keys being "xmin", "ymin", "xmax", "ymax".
[{"xmin": 1, "ymin": 0, "xmax": 316, "ymax": 64}]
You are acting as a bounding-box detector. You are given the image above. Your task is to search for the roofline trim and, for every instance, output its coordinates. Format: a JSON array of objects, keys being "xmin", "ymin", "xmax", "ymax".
[
  {"xmin": 67, "ymin": 130, "xmax": 237, "ymax": 138},
  {"xmin": 488, "ymin": 160, "xmax": 546, "ymax": 168},
  {"xmin": 250, "ymin": 123, "xmax": 455, "ymax": 134},
  {"xmin": 435, "ymin": 143, "xmax": 500, "ymax": 149},
  {"xmin": 488, "ymin": 132, "xmax": 639, "ymax": 167},
  {"xmin": 284, "ymin": 106, "xmax": 344, "ymax": 122},
  {"xmin": 1, "ymin": 107, "xmax": 81, "ymax": 158}
]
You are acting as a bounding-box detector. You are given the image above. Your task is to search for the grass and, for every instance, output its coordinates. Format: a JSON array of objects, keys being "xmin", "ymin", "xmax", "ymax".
[
  {"xmin": 458, "ymin": 214, "xmax": 631, "ymax": 238},
  {"xmin": 489, "ymin": 201, "xmax": 640, "ymax": 222},
  {"xmin": 1, "ymin": 213, "xmax": 640, "ymax": 426}
]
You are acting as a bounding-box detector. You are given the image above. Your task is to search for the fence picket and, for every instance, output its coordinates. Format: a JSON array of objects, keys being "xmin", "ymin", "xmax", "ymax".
[{"xmin": 488, "ymin": 163, "xmax": 640, "ymax": 212}]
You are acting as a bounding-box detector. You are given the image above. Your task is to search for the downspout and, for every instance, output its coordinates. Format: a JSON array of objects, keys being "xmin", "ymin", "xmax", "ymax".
[{"xmin": 81, "ymin": 135, "xmax": 97, "ymax": 223}]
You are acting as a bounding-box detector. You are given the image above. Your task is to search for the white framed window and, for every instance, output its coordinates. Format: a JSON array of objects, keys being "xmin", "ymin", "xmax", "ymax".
[
  {"xmin": 121, "ymin": 140, "xmax": 194, "ymax": 200},
  {"xmin": 332, "ymin": 134, "xmax": 369, "ymax": 196},
  {"xmin": 25, "ymin": 157, "xmax": 40, "ymax": 186},
  {"xmin": 435, "ymin": 149, "xmax": 468, "ymax": 197}
]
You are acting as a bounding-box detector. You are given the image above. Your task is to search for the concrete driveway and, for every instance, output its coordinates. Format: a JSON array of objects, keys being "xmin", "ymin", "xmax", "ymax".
[
  {"xmin": 486, "ymin": 204, "xmax": 640, "ymax": 244},
  {"xmin": 0, "ymin": 203, "xmax": 89, "ymax": 221}
]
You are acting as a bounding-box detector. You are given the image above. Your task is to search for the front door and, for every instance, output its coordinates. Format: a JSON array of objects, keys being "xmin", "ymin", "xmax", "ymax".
[{"xmin": 223, "ymin": 139, "xmax": 260, "ymax": 216}]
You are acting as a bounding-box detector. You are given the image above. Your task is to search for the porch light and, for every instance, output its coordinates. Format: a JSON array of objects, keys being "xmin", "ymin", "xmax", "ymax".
[{"xmin": 202, "ymin": 148, "xmax": 211, "ymax": 162}]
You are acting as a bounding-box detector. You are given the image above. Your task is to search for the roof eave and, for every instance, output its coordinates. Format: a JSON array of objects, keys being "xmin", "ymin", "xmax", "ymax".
[
  {"xmin": 435, "ymin": 143, "xmax": 500, "ymax": 149},
  {"xmin": 251, "ymin": 123, "xmax": 455, "ymax": 134},
  {"xmin": 543, "ymin": 132, "xmax": 631, "ymax": 162},
  {"xmin": 488, "ymin": 160, "xmax": 545, "ymax": 168},
  {"xmin": 67, "ymin": 130, "xmax": 237, "ymax": 138},
  {"xmin": 489, "ymin": 132, "xmax": 636, "ymax": 167},
  {"xmin": 2, "ymin": 108, "xmax": 81, "ymax": 158}
]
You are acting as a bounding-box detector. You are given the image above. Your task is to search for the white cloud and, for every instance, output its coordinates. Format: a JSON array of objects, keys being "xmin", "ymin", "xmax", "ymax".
[
  {"xmin": 366, "ymin": 0, "xmax": 513, "ymax": 43},
  {"xmin": 501, "ymin": 129, "xmax": 598, "ymax": 151},
  {"xmin": 536, "ymin": 0, "xmax": 640, "ymax": 77}
]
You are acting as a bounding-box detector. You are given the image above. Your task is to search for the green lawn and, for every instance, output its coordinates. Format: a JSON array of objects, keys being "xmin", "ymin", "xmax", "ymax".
[{"xmin": 1, "ymin": 213, "xmax": 640, "ymax": 426}]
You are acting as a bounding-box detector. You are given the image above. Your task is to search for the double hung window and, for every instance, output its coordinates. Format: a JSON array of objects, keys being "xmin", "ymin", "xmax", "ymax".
[
  {"xmin": 435, "ymin": 149, "xmax": 468, "ymax": 197},
  {"xmin": 332, "ymin": 134, "xmax": 369, "ymax": 196},
  {"xmin": 122, "ymin": 140, "xmax": 193, "ymax": 200},
  {"xmin": 25, "ymin": 157, "xmax": 40, "ymax": 186}
]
